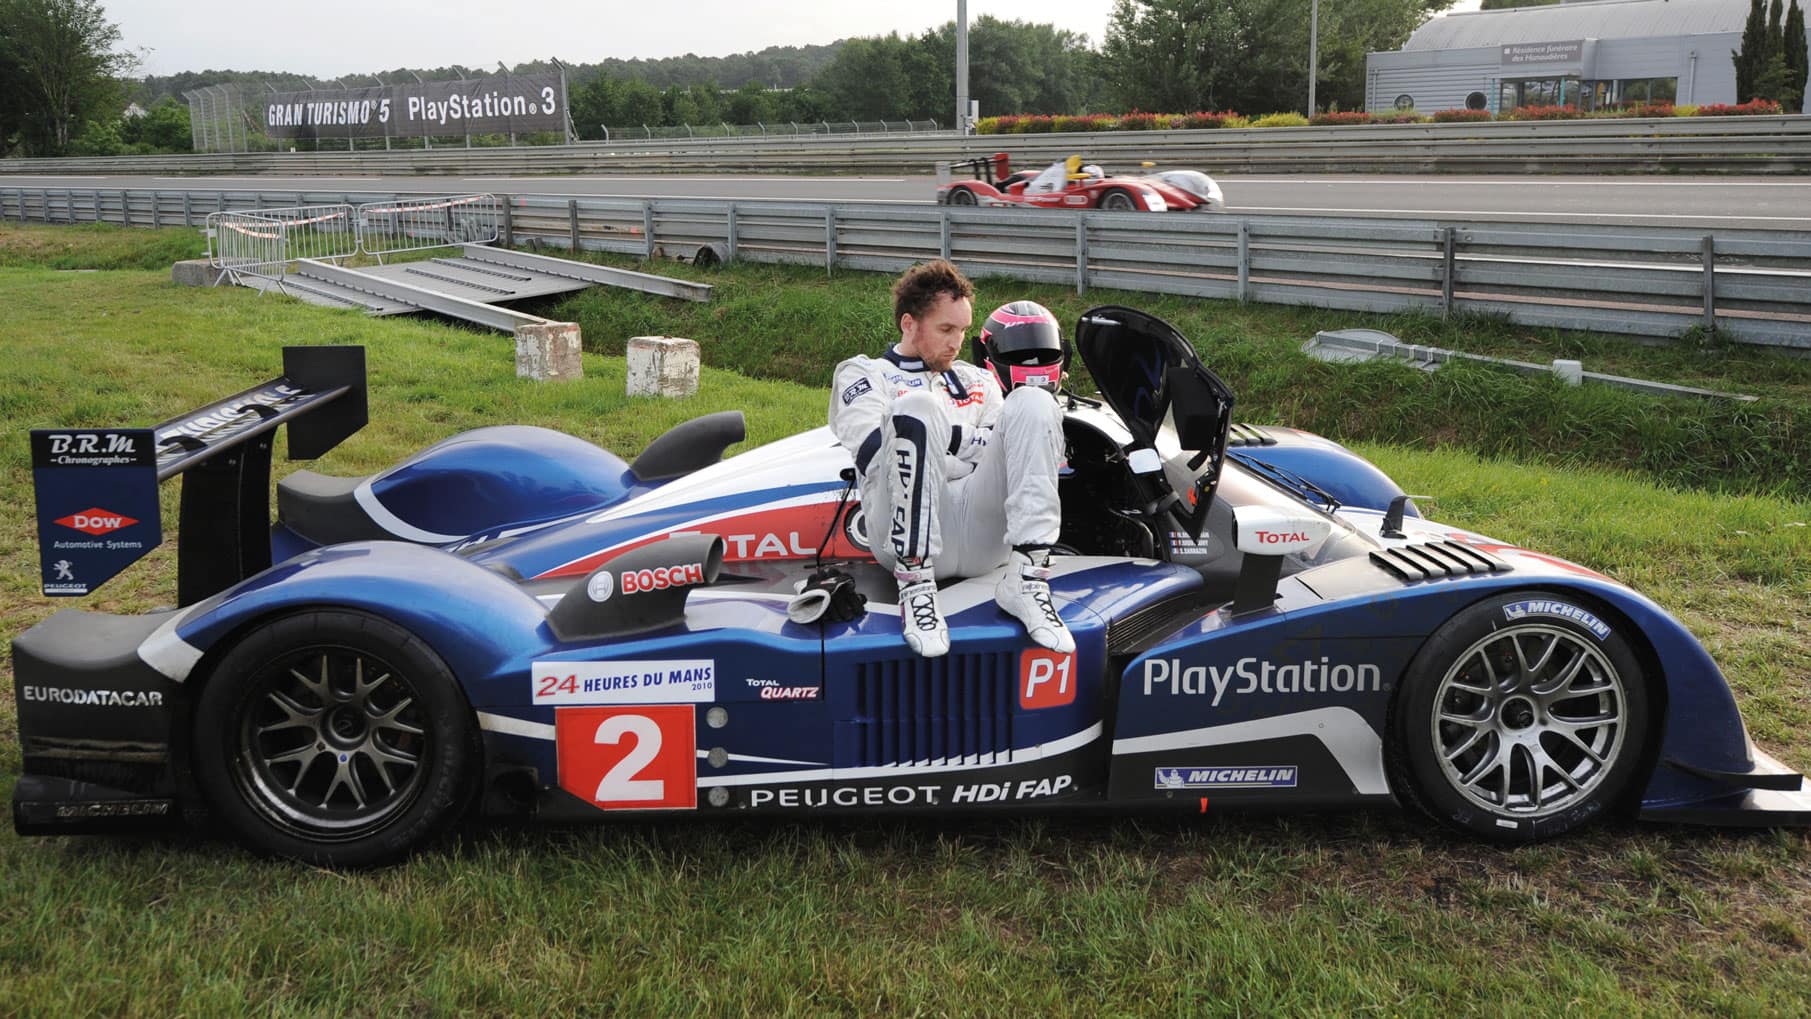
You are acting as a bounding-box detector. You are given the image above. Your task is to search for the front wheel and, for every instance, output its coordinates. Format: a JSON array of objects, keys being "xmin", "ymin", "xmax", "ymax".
[
  {"xmin": 1389, "ymin": 593, "xmax": 1650, "ymax": 842},
  {"xmin": 191, "ymin": 610, "xmax": 482, "ymax": 867},
  {"xmin": 945, "ymin": 187, "xmax": 978, "ymax": 206}
]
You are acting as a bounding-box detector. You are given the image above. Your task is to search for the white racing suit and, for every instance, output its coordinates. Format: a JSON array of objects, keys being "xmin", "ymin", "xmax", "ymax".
[{"xmin": 828, "ymin": 347, "xmax": 1064, "ymax": 577}]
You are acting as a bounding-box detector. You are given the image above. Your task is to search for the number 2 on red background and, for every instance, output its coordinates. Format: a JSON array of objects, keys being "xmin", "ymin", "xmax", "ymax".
[{"xmin": 555, "ymin": 704, "xmax": 697, "ymax": 810}]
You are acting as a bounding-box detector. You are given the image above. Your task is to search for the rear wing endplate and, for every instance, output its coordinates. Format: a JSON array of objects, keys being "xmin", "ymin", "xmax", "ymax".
[{"xmin": 31, "ymin": 346, "xmax": 367, "ymax": 604}]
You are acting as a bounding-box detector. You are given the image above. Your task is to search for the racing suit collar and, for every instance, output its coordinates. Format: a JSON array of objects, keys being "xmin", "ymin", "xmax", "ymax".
[
  {"xmin": 883, "ymin": 346, "xmax": 969, "ymax": 396},
  {"xmin": 883, "ymin": 346, "xmax": 926, "ymax": 372}
]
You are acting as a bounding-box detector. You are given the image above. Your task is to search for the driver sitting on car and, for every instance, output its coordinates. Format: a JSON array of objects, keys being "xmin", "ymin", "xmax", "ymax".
[{"xmin": 828, "ymin": 260, "xmax": 1073, "ymax": 658}]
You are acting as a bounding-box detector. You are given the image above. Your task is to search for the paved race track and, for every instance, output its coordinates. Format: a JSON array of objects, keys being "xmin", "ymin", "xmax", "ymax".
[{"xmin": 4, "ymin": 172, "xmax": 1808, "ymax": 230}]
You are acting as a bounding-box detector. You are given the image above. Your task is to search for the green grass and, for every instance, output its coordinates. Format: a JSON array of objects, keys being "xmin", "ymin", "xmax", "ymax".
[
  {"xmin": 1, "ymin": 224, "xmax": 1809, "ymax": 1015},
  {"xmin": 548, "ymin": 251, "xmax": 1811, "ymax": 501}
]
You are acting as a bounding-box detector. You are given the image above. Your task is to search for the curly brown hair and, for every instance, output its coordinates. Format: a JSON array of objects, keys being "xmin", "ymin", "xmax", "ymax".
[{"xmin": 891, "ymin": 259, "xmax": 975, "ymax": 326}]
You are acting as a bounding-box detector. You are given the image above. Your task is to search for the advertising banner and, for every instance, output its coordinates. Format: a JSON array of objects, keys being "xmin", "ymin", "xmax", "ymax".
[{"xmin": 263, "ymin": 74, "xmax": 566, "ymax": 139}]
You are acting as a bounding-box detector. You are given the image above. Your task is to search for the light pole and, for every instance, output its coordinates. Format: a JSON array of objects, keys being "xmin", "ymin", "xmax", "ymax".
[
  {"xmin": 956, "ymin": 0, "xmax": 969, "ymax": 134},
  {"xmin": 1308, "ymin": 0, "xmax": 1320, "ymax": 116}
]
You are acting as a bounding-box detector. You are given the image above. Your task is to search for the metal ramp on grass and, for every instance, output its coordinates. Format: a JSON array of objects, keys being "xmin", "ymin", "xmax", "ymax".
[{"xmin": 208, "ymin": 195, "xmax": 709, "ymax": 332}]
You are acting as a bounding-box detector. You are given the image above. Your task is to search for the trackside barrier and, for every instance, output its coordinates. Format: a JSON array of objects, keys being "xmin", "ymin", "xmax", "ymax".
[
  {"xmin": 7, "ymin": 186, "xmax": 1808, "ymax": 348},
  {"xmin": 206, "ymin": 204, "xmax": 357, "ymax": 284},
  {"xmin": 356, "ymin": 193, "xmax": 500, "ymax": 259}
]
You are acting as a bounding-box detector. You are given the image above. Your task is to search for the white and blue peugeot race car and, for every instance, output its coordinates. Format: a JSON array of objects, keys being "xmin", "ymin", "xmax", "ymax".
[{"xmin": 14, "ymin": 307, "xmax": 1808, "ymax": 866}]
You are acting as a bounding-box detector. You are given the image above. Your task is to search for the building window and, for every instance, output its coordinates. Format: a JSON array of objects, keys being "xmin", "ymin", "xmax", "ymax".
[
  {"xmin": 1394, "ymin": 94, "xmax": 1415, "ymax": 110},
  {"xmin": 1610, "ymin": 78, "xmax": 1679, "ymax": 106}
]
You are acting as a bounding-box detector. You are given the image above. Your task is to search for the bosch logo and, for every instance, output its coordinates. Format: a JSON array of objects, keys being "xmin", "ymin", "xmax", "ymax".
[
  {"xmin": 620, "ymin": 563, "xmax": 705, "ymax": 594},
  {"xmin": 1254, "ymin": 529, "xmax": 1310, "ymax": 545},
  {"xmin": 55, "ymin": 508, "xmax": 138, "ymax": 536},
  {"xmin": 586, "ymin": 570, "xmax": 615, "ymax": 602}
]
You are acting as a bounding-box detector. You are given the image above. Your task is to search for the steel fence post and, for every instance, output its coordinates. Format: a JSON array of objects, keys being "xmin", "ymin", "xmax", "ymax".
[
  {"xmin": 182, "ymin": 192, "xmax": 192, "ymax": 227},
  {"xmin": 940, "ymin": 208, "xmax": 951, "ymax": 261},
  {"xmin": 1075, "ymin": 217, "xmax": 1088, "ymax": 295},
  {"xmin": 825, "ymin": 206, "xmax": 836, "ymax": 275},
  {"xmin": 151, "ymin": 191, "xmax": 161, "ymax": 229},
  {"xmin": 726, "ymin": 205, "xmax": 738, "ymax": 263},
  {"xmin": 1701, "ymin": 235, "xmax": 1715, "ymax": 333},
  {"xmin": 1442, "ymin": 227, "xmax": 1456, "ymax": 319},
  {"xmin": 501, "ymin": 196, "xmax": 514, "ymax": 247},
  {"xmin": 1237, "ymin": 220, "xmax": 1250, "ymax": 301},
  {"xmin": 568, "ymin": 199, "xmax": 580, "ymax": 252},
  {"xmin": 643, "ymin": 201, "xmax": 655, "ymax": 260}
]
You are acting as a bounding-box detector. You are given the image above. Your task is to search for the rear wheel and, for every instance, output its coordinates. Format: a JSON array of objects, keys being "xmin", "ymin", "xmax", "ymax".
[
  {"xmin": 946, "ymin": 188, "xmax": 978, "ymax": 206},
  {"xmin": 191, "ymin": 610, "xmax": 481, "ymax": 867},
  {"xmin": 1389, "ymin": 593, "xmax": 1649, "ymax": 842},
  {"xmin": 1100, "ymin": 189, "xmax": 1138, "ymax": 212}
]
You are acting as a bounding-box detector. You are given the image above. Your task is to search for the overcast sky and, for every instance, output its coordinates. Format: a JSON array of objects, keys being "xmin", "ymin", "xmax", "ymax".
[{"xmin": 114, "ymin": 0, "xmax": 1485, "ymax": 79}]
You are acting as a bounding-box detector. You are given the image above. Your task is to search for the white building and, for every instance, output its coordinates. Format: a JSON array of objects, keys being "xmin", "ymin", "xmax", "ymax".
[{"xmin": 1365, "ymin": 0, "xmax": 1755, "ymax": 114}]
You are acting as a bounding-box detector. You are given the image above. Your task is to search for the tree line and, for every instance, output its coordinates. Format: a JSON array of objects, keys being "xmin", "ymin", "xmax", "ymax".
[{"xmin": 1736, "ymin": 0, "xmax": 1808, "ymax": 112}]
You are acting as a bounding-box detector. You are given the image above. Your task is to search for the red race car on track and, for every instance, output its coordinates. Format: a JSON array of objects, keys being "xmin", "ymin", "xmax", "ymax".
[{"xmin": 936, "ymin": 152, "xmax": 1225, "ymax": 213}]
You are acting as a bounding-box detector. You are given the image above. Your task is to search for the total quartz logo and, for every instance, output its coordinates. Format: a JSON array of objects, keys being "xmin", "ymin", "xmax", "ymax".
[{"xmin": 55, "ymin": 507, "xmax": 138, "ymax": 536}]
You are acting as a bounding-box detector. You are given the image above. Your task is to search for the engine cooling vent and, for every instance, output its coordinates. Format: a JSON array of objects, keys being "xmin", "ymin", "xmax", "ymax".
[
  {"xmin": 1370, "ymin": 540, "xmax": 1512, "ymax": 582},
  {"xmin": 851, "ymin": 653, "xmax": 1014, "ymax": 768},
  {"xmin": 1107, "ymin": 595, "xmax": 1211, "ymax": 657},
  {"xmin": 1225, "ymin": 423, "xmax": 1278, "ymax": 447}
]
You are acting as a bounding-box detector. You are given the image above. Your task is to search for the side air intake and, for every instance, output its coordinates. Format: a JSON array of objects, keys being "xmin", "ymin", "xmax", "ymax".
[{"xmin": 843, "ymin": 654, "xmax": 1015, "ymax": 768}]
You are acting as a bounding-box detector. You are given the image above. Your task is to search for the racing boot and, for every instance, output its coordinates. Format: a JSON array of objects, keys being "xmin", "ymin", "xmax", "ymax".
[
  {"xmin": 996, "ymin": 546, "xmax": 1074, "ymax": 654},
  {"xmin": 895, "ymin": 559, "xmax": 949, "ymax": 658}
]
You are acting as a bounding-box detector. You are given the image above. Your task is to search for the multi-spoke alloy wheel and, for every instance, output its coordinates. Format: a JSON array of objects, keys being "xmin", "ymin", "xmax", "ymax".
[
  {"xmin": 1100, "ymin": 190, "xmax": 1137, "ymax": 212},
  {"xmin": 238, "ymin": 647, "xmax": 428, "ymax": 835},
  {"xmin": 1392, "ymin": 594, "xmax": 1649, "ymax": 842},
  {"xmin": 193, "ymin": 611, "xmax": 480, "ymax": 867}
]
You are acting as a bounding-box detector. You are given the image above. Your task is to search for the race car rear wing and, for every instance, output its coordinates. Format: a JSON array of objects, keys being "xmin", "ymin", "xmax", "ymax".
[{"xmin": 31, "ymin": 345, "xmax": 367, "ymax": 605}]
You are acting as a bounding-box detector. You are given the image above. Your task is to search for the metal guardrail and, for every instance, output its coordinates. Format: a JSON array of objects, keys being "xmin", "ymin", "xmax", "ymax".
[
  {"xmin": 5, "ymin": 185, "xmax": 1808, "ymax": 348},
  {"xmin": 1, "ymin": 117, "xmax": 1808, "ymax": 176}
]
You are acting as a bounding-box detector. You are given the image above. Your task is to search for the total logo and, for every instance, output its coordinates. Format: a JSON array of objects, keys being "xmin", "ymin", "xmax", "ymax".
[
  {"xmin": 747, "ymin": 678, "xmax": 821, "ymax": 701},
  {"xmin": 55, "ymin": 507, "xmax": 138, "ymax": 536},
  {"xmin": 1253, "ymin": 529, "xmax": 1311, "ymax": 545}
]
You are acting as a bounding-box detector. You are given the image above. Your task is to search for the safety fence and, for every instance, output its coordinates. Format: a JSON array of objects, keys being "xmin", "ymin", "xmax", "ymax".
[
  {"xmin": 1, "ymin": 116, "xmax": 1807, "ymax": 176},
  {"xmin": 356, "ymin": 193, "xmax": 501, "ymax": 258},
  {"xmin": 206, "ymin": 204, "xmax": 358, "ymax": 281},
  {"xmin": 4, "ymin": 185, "xmax": 1807, "ymax": 348},
  {"xmin": 201, "ymin": 194, "xmax": 498, "ymax": 283}
]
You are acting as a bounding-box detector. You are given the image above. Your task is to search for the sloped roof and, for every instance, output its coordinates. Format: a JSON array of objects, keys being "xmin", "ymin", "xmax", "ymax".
[{"xmin": 1405, "ymin": 0, "xmax": 1750, "ymax": 50}]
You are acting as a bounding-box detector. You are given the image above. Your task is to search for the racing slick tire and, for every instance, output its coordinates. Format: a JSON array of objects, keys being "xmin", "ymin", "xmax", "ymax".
[
  {"xmin": 945, "ymin": 188, "xmax": 978, "ymax": 206},
  {"xmin": 1388, "ymin": 592, "xmax": 1650, "ymax": 843},
  {"xmin": 1100, "ymin": 189, "xmax": 1138, "ymax": 212},
  {"xmin": 191, "ymin": 610, "xmax": 483, "ymax": 867}
]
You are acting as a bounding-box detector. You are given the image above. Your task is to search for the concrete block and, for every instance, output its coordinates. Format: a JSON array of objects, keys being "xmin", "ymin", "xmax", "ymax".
[
  {"xmin": 627, "ymin": 336, "xmax": 700, "ymax": 398},
  {"xmin": 515, "ymin": 321, "xmax": 584, "ymax": 382},
  {"xmin": 171, "ymin": 259, "xmax": 226, "ymax": 287}
]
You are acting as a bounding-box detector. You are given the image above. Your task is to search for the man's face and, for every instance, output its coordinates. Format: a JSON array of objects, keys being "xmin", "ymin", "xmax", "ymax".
[{"xmin": 900, "ymin": 293, "xmax": 973, "ymax": 371}]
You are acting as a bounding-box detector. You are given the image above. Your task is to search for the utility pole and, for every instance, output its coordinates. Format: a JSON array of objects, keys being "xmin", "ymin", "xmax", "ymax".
[
  {"xmin": 1308, "ymin": 0, "xmax": 1320, "ymax": 116},
  {"xmin": 956, "ymin": 0, "xmax": 969, "ymax": 134}
]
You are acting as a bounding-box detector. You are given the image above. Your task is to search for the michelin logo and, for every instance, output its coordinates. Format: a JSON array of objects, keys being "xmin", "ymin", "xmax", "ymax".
[
  {"xmin": 1156, "ymin": 766, "xmax": 1298, "ymax": 790},
  {"xmin": 1503, "ymin": 600, "xmax": 1611, "ymax": 640},
  {"xmin": 1142, "ymin": 657, "xmax": 1382, "ymax": 706}
]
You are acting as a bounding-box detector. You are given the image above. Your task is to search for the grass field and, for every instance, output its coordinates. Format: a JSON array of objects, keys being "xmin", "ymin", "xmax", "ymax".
[{"xmin": 1, "ymin": 224, "xmax": 1808, "ymax": 1015}]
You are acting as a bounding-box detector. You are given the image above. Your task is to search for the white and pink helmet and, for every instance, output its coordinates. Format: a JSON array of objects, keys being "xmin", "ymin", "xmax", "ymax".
[{"xmin": 977, "ymin": 301, "xmax": 1065, "ymax": 392}]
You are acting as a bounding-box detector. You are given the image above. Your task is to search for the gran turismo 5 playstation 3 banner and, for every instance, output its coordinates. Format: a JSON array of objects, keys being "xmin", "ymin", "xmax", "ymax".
[
  {"xmin": 31, "ymin": 429, "xmax": 160, "ymax": 597},
  {"xmin": 263, "ymin": 74, "xmax": 567, "ymax": 140}
]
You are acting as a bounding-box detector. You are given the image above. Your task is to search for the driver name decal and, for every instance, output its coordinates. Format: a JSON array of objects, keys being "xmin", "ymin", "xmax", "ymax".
[
  {"xmin": 1142, "ymin": 656, "xmax": 1382, "ymax": 705},
  {"xmin": 533, "ymin": 659, "xmax": 715, "ymax": 705}
]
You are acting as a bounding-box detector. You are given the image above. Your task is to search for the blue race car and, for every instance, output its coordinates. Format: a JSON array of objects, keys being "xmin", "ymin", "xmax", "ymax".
[{"xmin": 14, "ymin": 308, "xmax": 1808, "ymax": 866}]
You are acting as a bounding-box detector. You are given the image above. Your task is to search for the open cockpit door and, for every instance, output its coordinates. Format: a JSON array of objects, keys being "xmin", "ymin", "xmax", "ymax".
[{"xmin": 1074, "ymin": 306, "xmax": 1234, "ymax": 539}]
